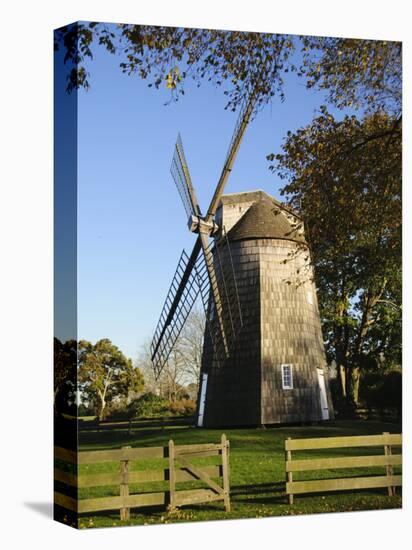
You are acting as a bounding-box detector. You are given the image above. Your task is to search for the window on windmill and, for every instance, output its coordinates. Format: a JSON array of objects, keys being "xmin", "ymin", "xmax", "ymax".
[{"xmin": 281, "ymin": 364, "xmax": 293, "ymax": 390}]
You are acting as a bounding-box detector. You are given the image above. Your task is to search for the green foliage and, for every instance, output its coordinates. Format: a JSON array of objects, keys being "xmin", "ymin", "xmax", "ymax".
[
  {"xmin": 54, "ymin": 337, "xmax": 77, "ymax": 413},
  {"xmin": 55, "ymin": 25, "xmax": 401, "ymax": 120},
  {"xmin": 328, "ymin": 378, "xmax": 347, "ymax": 415},
  {"xmin": 127, "ymin": 392, "xmax": 169, "ymax": 418},
  {"xmin": 101, "ymin": 394, "xmax": 196, "ymax": 420},
  {"xmin": 383, "ymin": 370, "xmax": 402, "ymax": 411},
  {"xmin": 77, "ymin": 403, "xmax": 91, "ymax": 417},
  {"xmin": 301, "ymin": 37, "xmax": 401, "ymax": 115},
  {"xmin": 360, "ymin": 370, "xmax": 402, "ymax": 414},
  {"xmin": 55, "ymin": 23, "xmax": 295, "ymax": 110},
  {"xmin": 78, "ymin": 338, "xmax": 144, "ymax": 420},
  {"xmin": 271, "ymin": 109, "xmax": 401, "ymax": 407}
]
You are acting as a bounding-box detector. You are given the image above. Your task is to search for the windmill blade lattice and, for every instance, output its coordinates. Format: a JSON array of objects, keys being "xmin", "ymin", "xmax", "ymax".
[
  {"xmin": 195, "ymin": 229, "xmax": 243, "ymax": 367},
  {"xmin": 170, "ymin": 134, "xmax": 201, "ymax": 218},
  {"xmin": 151, "ymin": 249, "xmax": 201, "ymax": 379},
  {"xmin": 206, "ymin": 93, "xmax": 257, "ymax": 221},
  {"xmin": 223, "ymin": 96, "xmax": 255, "ymax": 168}
]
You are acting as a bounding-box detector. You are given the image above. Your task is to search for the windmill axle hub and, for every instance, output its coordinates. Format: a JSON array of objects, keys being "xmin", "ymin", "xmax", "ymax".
[{"xmin": 187, "ymin": 215, "xmax": 219, "ymax": 236}]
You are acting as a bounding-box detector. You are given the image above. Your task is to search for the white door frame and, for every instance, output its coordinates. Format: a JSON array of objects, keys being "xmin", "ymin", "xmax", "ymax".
[
  {"xmin": 317, "ymin": 368, "xmax": 330, "ymax": 420},
  {"xmin": 197, "ymin": 373, "xmax": 208, "ymax": 427}
]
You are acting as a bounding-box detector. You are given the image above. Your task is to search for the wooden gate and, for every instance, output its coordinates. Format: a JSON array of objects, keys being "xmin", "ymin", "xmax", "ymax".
[
  {"xmin": 169, "ymin": 433, "xmax": 231, "ymax": 512},
  {"xmin": 54, "ymin": 434, "xmax": 231, "ymax": 520}
]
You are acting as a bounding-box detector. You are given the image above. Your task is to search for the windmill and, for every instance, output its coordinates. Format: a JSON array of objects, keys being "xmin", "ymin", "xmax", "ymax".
[{"xmin": 151, "ymin": 95, "xmax": 334, "ymax": 428}]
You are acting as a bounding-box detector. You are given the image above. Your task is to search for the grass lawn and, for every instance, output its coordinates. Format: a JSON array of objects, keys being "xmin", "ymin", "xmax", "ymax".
[{"xmin": 68, "ymin": 420, "xmax": 402, "ymax": 529}]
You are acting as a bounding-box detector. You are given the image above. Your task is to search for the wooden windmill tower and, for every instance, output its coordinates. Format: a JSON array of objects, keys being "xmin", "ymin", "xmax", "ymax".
[{"xmin": 150, "ymin": 96, "xmax": 334, "ymax": 427}]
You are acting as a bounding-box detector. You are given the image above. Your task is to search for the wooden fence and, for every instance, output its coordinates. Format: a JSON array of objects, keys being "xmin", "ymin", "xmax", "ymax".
[
  {"xmin": 78, "ymin": 416, "xmax": 195, "ymax": 435},
  {"xmin": 54, "ymin": 434, "xmax": 230, "ymax": 519},
  {"xmin": 285, "ymin": 432, "xmax": 402, "ymax": 504}
]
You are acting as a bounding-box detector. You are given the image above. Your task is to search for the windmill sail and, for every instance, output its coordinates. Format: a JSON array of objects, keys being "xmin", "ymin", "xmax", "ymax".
[
  {"xmin": 150, "ymin": 247, "xmax": 201, "ymax": 379},
  {"xmin": 152, "ymin": 90, "xmax": 257, "ymax": 380},
  {"xmin": 171, "ymin": 134, "xmax": 201, "ymax": 218},
  {"xmin": 195, "ymin": 230, "xmax": 243, "ymax": 366},
  {"xmin": 206, "ymin": 94, "xmax": 257, "ymax": 221},
  {"xmin": 151, "ymin": 229, "xmax": 243, "ymax": 378}
]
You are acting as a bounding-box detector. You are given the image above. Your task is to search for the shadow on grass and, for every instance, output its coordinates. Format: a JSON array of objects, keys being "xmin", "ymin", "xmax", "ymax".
[
  {"xmin": 78, "ymin": 420, "xmax": 402, "ymax": 451},
  {"xmin": 79, "ymin": 427, "xmax": 193, "ymax": 448}
]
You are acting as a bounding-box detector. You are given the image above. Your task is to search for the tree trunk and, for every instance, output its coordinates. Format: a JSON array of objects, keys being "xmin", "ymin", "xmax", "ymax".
[
  {"xmin": 349, "ymin": 367, "xmax": 361, "ymax": 406},
  {"xmin": 338, "ymin": 364, "xmax": 347, "ymax": 398},
  {"xmin": 99, "ymin": 398, "xmax": 106, "ymax": 421}
]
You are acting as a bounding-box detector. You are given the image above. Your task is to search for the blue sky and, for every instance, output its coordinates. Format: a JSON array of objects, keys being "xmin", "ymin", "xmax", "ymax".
[{"xmin": 74, "ymin": 27, "xmax": 350, "ymax": 360}]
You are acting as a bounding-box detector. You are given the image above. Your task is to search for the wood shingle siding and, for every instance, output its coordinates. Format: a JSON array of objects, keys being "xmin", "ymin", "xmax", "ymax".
[{"xmin": 198, "ymin": 191, "xmax": 334, "ymax": 427}]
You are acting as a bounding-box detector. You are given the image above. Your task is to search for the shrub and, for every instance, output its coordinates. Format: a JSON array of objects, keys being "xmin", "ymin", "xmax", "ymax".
[
  {"xmin": 328, "ymin": 377, "xmax": 356, "ymax": 418},
  {"xmin": 78, "ymin": 403, "xmax": 93, "ymax": 417},
  {"xmin": 169, "ymin": 398, "xmax": 197, "ymax": 416},
  {"xmin": 359, "ymin": 369, "xmax": 402, "ymax": 418},
  {"xmin": 359, "ymin": 372, "xmax": 384, "ymax": 410},
  {"xmin": 128, "ymin": 393, "xmax": 170, "ymax": 418},
  {"xmin": 104, "ymin": 404, "xmax": 131, "ymax": 421},
  {"xmin": 381, "ymin": 370, "xmax": 402, "ymax": 412}
]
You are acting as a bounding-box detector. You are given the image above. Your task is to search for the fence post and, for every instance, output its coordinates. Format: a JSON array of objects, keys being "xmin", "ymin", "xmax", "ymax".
[
  {"xmin": 286, "ymin": 437, "xmax": 293, "ymax": 505},
  {"xmin": 168, "ymin": 440, "xmax": 176, "ymax": 511},
  {"xmin": 120, "ymin": 446, "xmax": 131, "ymax": 520},
  {"xmin": 221, "ymin": 433, "xmax": 231, "ymax": 512},
  {"xmin": 383, "ymin": 432, "xmax": 394, "ymax": 496}
]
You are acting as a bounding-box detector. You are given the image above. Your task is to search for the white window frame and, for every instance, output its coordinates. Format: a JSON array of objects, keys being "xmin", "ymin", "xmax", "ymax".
[{"xmin": 281, "ymin": 364, "xmax": 293, "ymax": 390}]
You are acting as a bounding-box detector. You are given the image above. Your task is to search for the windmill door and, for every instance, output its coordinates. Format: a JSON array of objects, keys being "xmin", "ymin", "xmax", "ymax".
[
  {"xmin": 317, "ymin": 368, "xmax": 330, "ymax": 420},
  {"xmin": 197, "ymin": 373, "xmax": 208, "ymax": 427}
]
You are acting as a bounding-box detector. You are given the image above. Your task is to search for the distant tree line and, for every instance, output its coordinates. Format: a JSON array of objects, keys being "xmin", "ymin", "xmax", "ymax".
[{"xmin": 54, "ymin": 308, "xmax": 205, "ymax": 420}]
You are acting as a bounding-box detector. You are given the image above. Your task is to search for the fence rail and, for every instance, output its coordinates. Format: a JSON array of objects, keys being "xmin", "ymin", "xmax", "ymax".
[
  {"xmin": 78, "ymin": 415, "xmax": 195, "ymax": 434},
  {"xmin": 285, "ymin": 431, "xmax": 402, "ymax": 504},
  {"xmin": 54, "ymin": 434, "xmax": 230, "ymax": 519}
]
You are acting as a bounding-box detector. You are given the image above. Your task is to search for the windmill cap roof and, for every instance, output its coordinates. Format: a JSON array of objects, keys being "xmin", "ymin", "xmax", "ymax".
[{"xmin": 227, "ymin": 197, "xmax": 306, "ymax": 243}]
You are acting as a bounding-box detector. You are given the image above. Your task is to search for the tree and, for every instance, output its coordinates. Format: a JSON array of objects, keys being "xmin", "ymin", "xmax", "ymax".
[
  {"xmin": 268, "ymin": 37, "xmax": 402, "ymax": 411},
  {"xmin": 137, "ymin": 306, "xmax": 205, "ymax": 401},
  {"xmin": 271, "ymin": 109, "xmax": 401, "ymax": 409},
  {"xmin": 78, "ymin": 338, "xmax": 144, "ymax": 420},
  {"xmin": 54, "ymin": 23, "xmax": 295, "ymax": 110},
  {"xmin": 136, "ymin": 344, "xmax": 187, "ymax": 402},
  {"xmin": 176, "ymin": 307, "xmax": 205, "ymax": 392},
  {"xmin": 360, "ymin": 368, "xmax": 402, "ymax": 420},
  {"xmin": 54, "ymin": 337, "xmax": 77, "ymax": 413},
  {"xmin": 301, "ymin": 36, "xmax": 401, "ymax": 116},
  {"xmin": 55, "ymin": 24, "xmax": 400, "ymax": 118}
]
